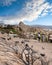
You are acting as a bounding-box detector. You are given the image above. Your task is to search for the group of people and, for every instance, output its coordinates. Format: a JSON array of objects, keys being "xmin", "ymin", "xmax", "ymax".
[{"xmin": 37, "ymin": 32, "xmax": 47, "ymax": 42}]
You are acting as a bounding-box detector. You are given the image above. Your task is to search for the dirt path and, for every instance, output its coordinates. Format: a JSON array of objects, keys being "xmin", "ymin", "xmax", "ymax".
[{"xmin": 27, "ymin": 39, "xmax": 52, "ymax": 59}]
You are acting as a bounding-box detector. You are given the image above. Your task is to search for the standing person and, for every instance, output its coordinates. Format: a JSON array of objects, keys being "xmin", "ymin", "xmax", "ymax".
[
  {"xmin": 38, "ymin": 32, "xmax": 41, "ymax": 41},
  {"xmin": 41, "ymin": 34, "xmax": 45, "ymax": 42}
]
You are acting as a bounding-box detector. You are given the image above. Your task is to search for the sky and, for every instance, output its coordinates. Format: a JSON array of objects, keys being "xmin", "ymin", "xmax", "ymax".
[{"xmin": 0, "ymin": 0, "xmax": 52, "ymax": 25}]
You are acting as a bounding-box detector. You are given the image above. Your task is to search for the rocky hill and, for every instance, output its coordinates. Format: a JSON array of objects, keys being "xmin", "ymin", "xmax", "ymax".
[
  {"xmin": 0, "ymin": 33, "xmax": 52, "ymax": 65},
  {"xmin": 0, "ymin": 22, "xmax": 52, "ymax": 65},
  {"xmin": 0, "ymin": 22, "xmax": 52, "ymax": 39},
  {"xmin": 0, "ymin": 22, "xmax": 49, "ymax": 33},
  {"xmin": 18, "ymin": 22, "xmax": 36, "ymax": 32}
]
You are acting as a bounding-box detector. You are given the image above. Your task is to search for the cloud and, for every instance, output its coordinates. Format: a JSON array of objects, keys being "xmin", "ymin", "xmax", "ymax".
[
  {"xmin": 0, "ymin": 0, "xmax": 16, "ymax": 6},
  {"xmin": 15, "ymin": 0, "xmax": 52, "ymax": 21},
  {"xmin": 0, "ymin": 16, "xmax": 24, "ymax": 25},
  {"xmin": 0, "ymin": 0, "xmax": 52, "ymax": 24}
]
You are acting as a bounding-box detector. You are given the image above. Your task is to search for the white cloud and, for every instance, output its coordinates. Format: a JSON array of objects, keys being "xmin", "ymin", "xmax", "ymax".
[
  {"xmin": 0, "ymin": 0, "xmax": 52, "ymax": 24},
  {"xmin": 0, "ymin": 0, "xmax": 16, "ymax": 6},
  {"xmin": 41, "ymin": 12, "xmax": 47, "ymax": 17},
  {"xmin": 40, "ymin": 4, "xmax": 52, "ymax": 16},
  {"xmin": 16, "ymin": 0, "xmax": 52, "ymax": 21}
]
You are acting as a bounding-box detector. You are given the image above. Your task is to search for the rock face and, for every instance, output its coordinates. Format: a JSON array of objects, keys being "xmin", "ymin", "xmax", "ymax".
[
  {"xmin": 18, "ymin": 22, "xmax": 36, "ymax": 33},
  {"xmin": 18, "ymin": 22, "xmax": 29, "ymax": 32},
  {"xmin": 0, "ymin": 38, "xmax": 49, "ymax": 65},
  {"xmin": 0, "ymin": 31, "xmax": 52, "ymax": 65},
  {"xmin": 0, "ymin": 35, "xmax": 24, "ymax": 65}
]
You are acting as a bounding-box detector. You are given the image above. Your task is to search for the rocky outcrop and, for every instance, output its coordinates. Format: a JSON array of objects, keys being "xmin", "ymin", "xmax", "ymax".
[{"xmin": 18, "ymin": 22, "xmax": 36, "ymax": 33}]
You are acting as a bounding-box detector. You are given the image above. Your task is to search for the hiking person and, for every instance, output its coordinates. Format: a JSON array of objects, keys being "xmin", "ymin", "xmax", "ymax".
[{"xmin": 37, "ymin": 32, "xmax": 41, "ymax": 41}]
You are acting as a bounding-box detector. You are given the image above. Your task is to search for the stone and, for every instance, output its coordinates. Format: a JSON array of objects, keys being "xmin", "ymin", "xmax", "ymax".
[{"xmin": 34, "ymin": 59, "xmax": 41, "ymax": 65}]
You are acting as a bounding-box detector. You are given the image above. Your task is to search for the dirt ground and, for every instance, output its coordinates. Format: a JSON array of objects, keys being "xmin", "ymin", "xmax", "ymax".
[
  {"xmin": 28, "ymin": 39, "xmax": 52, "ymax": 59},
  {"xmin": 11, "ymin": 37, "xmax": 52, "ymax": 63},
  {"xmin": 0, "ymin": 33, "xmax": 52, "ymax": 65}
]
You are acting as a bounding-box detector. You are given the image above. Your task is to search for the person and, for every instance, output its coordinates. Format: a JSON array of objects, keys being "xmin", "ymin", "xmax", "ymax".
[
  {"xmin": 38, "ymin": 32, "xmax": 41, "ymax": 41},
  {"xmin": 41, "ymin": 34, "xmax": 45, "ymax": 42}
]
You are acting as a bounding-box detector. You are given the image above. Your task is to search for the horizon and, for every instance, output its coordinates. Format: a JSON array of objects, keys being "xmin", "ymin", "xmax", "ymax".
[
  {"xmin": 0, "ymin": 0, "xmax": 52, "ymax": 25},
  {"xmin": 0, "ymin": 22, "xmax": 52, "ymax": 26}
]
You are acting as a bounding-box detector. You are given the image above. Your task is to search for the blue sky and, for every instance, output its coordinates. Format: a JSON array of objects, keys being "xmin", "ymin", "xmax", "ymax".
[{"xmin": 0, "ymin": 0, "xmax": 52, "ymax": 25}]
